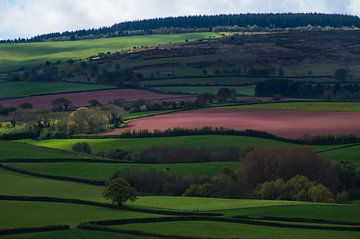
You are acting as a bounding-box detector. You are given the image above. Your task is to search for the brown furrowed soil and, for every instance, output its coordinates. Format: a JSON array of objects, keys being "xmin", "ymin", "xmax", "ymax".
[
  {"xmin": 0, "ymin": 89, "xmax": 193, "ymax": 109},
  {"xmin": 104, "ymin": 108, "xmax": 360, "ymax": 139}
]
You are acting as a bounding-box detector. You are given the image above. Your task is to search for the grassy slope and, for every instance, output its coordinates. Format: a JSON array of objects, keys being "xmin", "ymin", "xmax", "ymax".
[
  {"xmin": 219, "ymin": 204, "xmax": 360, "ymax": 223},
  {"xmin": 0, "ymin": 140, "xmax": 81, "ymax": 160},
  {"xmin": 6, "ymin": 162, "xmax": 240, "ymax": 179},
  {"xmin": 127, "ymin": 196, "xmax": 311, "ymax": 211},
  {"xmin": 0, "ymin": 80, "xmax": 113, "ymax": 99},
  {"xmin": 0, "ymin": 32, "xmax": 219, "ymax": 72},
  {"xmin": 0, "ymin": 168, "xmax": 104, "ymax": 202},
  {"xmin": 224, "ymin": 102, "xmax": 360, "ymax": 112},
  {"xmin": 0, "ymin": 230, "xmax": 155, "ymax": 239},
  {"xmin": 114, "ymin": 221, "xmax": 360, "ymax": 239},
  {"xmin": 0, "ymin": 201, "xmax": 160, "ymax": 229},
  {"xmin": 153, "ymin": 85, "xmax": 255, "ymax": 96}
]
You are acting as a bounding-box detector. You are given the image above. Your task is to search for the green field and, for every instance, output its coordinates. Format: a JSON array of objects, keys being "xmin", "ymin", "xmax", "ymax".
[
  {"xmin": 153, "ymin": 85, "xmax": 255, "ymax": 96},
  {"xmin": 127, "ymin": 196, "xmax": 310, "ymax": 211},
  {"xmin": 114, "ymin": 220, "xmax": 360, "ymax": 239},
  {"xmin": 125, "ymin": 110, "xmax": 178, "ymax": 121},
  {"xmin": 0, "ymin": 80, "xmax": 113, "ymax": 99},
  {"xmin": 0, "ymin": 168, "xmax": 104, "ymax": 202},
  {"xmin": 0, "ymin": 230, "xmax": 156, "ymax": 239},
  {"xmin": 0, "ymin": 32, "xmax": 219, "ymax": 72},
  {"xmin": 0, "ymin": 141, "xmax": 81, "ymax": 160},
  {"xmin": 5, "ymin": 162, "xmax": 240, "ymax": 179},
  {"xmin": 19, "ymin": 136, "xmax": 359, "ymax": 163},
  {"xmin": 220, "ymin": 204, "xmax": 360, "ymax": 223},
  {"xmin": 0, "ymin": 200, "xmax": 161, "ymax": 229},
  {"xmin": 224, "ymin": 102, "xmax": 360, "ymax": 112}
]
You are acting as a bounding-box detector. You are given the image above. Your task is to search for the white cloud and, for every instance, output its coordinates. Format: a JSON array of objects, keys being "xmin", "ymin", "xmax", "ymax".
[{"xmin": 0, "ymin": 0, "xmax": 357, "ymax": 39}]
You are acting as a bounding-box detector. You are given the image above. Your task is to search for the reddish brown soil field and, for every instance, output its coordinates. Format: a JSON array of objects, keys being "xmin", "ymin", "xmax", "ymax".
[
  {"xmin": 0, "ymin": 89, "xmax": 193, "ymax": 109},
  {"xmin": 104, "ymin": 108, "xmax": 360, "ymax": 139}
]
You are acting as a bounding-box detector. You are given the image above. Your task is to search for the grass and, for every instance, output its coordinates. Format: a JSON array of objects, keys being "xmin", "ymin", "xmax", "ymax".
[
  {"xmin": 126, "ymin": 196, "xmax": 311, "ymax": 211},
  {"xmin": 0, "ymin": 201, "xmax": 161, "ymax": 229},
  {"xmin": 0, "ymin": 80, "xmax": 114, "ymax": 100},
  {"xmin": 152, "ymin": 85, "xmax": 255, "ymax": 96},
  {"xmin": 20, "ymin": 135, "xmax": 358, "ymax": 163},
  {"xmin": 125, "ymin": 110, "xmax": 177, "ymax": 121},
  {"xmin": 224, "ymin": 102, "xmax": 360, "ymax": 112},
  {"xmin": 0, "ymin": 140, "xmax": 81, "ymax": 160},
  {"xmin": 0, "ymin": 32, "xmax": 219, "ymax": 72},
  {"xmin": 0, "ymin": 230, "xmax": 156, "ymax": 239},
  {"xmin": 219, "ymin": 204, "xmax": 360, "ymax": 223},
  {"xmin": 114, "ymin": 220, "xmax": 360, "ymax": 239},
  {"xmin": 0, "ymin": 168, "xmax": 104, "ymax": 202},
  {"xmin": 5, "ymin": 162, "xmax": 240, "ymax": 179}
]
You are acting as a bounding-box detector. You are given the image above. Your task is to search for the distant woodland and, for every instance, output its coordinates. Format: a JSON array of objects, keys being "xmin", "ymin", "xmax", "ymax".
[{"xmin": 3, "ymin": 13, "xmax": 360, "ymax": 42}]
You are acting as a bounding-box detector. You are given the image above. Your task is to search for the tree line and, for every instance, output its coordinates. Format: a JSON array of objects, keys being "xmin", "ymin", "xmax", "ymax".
[{"xmin": 3, "ymin": 13, "xmax": 360, "ymax": 42}]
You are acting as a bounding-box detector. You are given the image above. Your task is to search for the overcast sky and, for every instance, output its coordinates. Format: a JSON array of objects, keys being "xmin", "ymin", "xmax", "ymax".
[{"xmin": 1, "ymin": 0, "xmax": 360, "ymax": 39}]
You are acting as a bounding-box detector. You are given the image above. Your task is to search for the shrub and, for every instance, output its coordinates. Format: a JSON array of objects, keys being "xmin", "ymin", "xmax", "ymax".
[
  {"xmin": 183, "ymin": 184, "xmax": 212, "ymax": 197},
  {"xmin": 72, "ymin": 142, "xmax": 92, "ymax": 154},
  {"xmin": 336, "ymin": 191, "xmax": 350, "ymax": 203}
]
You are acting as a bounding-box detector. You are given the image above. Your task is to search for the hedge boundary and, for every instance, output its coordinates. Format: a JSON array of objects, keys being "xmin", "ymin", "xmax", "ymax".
[
  {"xmin": 0, "ymin": 225, "xmax": 69, "ymax": 236},
  {"xmin": 0, "ymin": 195, "xmax": 222, "ymax": 217},
  {"xmin": 82, "ymin": 216, "xmax": 360, "ymax": 232},
  {"xmin": 0, "ymin": 164, "xmax": 106, "ymax": 186}
]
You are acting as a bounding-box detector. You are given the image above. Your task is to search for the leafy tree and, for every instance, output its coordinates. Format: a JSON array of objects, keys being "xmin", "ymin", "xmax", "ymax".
[
  {"xmin": 72, "ymin": 142, "xmax": 92, "ymax": 154},
  {"xmin": 103, "ymin": 177, "xmax": 137, "ymax": 206},
  {"xmin": 217, "ymin": 88, "xmax": 236, "ymax": 102},
  {"xmin": 18, "ymin": 103, "xmax": 33, "ymax": 109},
  {"xmin": 183, "ymin": 184, "xmax": 212, "ymax": 197},
  {"xmin": 67, "ymin": 107, "xmax": 109, "ymax": 134},
  {"xmin": 88, "ymin": 99, "xmax": 102, "ymax": 107}
]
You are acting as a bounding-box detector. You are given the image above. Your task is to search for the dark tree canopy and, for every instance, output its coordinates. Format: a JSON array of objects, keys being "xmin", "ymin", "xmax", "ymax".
[{"xmin": 3, "ymin": 13, "xmax": 360, "ymax": 42}]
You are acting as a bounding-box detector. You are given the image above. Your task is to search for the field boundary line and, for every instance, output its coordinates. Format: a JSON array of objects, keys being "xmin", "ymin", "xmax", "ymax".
[
  {"xmin": 315, "ymin": 143, "xmax": 360, "ymax": 154},
  {"xmin": 0, "ymin": 225, "xmax": 70, "ymax": 236},
  {"xmin": 0, "ymin": 195, "xmax": 221, "ymax": 217}
]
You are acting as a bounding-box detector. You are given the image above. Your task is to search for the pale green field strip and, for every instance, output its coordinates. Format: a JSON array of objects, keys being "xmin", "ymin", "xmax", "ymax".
[
  {"xmin": 0, "ymin": 32, "xmax": 220, "ymax": 72},
  {"xmin": 126, "ymin": 196, "xmax": 312, "ymax": 211},
  {"xmin": 0, "ymin": 200, "xmax": 162, "ymax": 230},
  {"xmin": 0, "ymin": 80, "xmax": 114, "ymax": 99},
  {"xmin": 5, "ymin": 162, "xmax": 240, "ymax": 179},
  {"xmin": 113, "ymin": 220, "xmax": 360, "ymax": 239},
  {"xmin": 224, "ymin": 102, "xmax": 360, "ymax": 112},
  {"xmin": 0, "ymin": 168, "xmax": 104, "ymax": 202}
]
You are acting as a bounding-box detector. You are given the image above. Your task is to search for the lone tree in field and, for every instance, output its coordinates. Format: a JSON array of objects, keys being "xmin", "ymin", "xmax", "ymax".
[
  {"xmin": 103, "ymin": 177, "xmax": 137, "ymax": 206},
  {"xmin": 72, "ymin": 142, "xmax": 92, "ymax": 154}
]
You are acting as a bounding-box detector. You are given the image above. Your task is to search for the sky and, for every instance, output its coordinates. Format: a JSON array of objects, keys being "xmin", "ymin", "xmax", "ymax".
[{"xmin": 0, "ymin": 0, "xmax": 360, "ymax": 39}]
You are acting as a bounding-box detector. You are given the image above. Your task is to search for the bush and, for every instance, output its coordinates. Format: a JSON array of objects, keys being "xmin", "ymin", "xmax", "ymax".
[
  {"xmin": 254, "ymin": 175, "xmax": 335, "ymax": 202},
  {"xmin": 183, "ymin": 184, "xmax": 212, "ymax": 197},
  {"xmin": 72, "ymin": 142, "xmax": 92, "ymax": 154}
]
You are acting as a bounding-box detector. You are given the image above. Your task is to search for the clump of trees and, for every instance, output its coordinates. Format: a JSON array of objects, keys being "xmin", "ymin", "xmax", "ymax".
[
  {"xmin": 253, "ymin": 176, "xmax": 336, "ymax": 202},
  {"xmin": 256, "ymin": 78, "xmax": 360, "ymax": 101},
  {"xmin": 72, "ymin": 142, "xmax": 92, "ymax": 154}
]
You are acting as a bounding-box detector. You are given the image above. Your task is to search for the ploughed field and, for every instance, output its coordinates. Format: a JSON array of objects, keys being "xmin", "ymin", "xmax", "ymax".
[
  {"xmin": 0, "ymin": 89, "xmax": 192, "ymax": 109},
  {"xmin": 105, "ymin": 108, "xmax": 360, "ymax": 139}
]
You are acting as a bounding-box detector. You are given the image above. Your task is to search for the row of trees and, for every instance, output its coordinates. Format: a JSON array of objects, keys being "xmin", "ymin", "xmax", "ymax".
[
  {"xmin": 256, "ymin": 79, "xmax": 360, "ymax": 100},
  {"xmin": 104, "ymin": 147, "xmax": 359, "ymax": 205},
  {"xmin": 3, "ymin": 13, "xmax": 359, "ymax": 42}
]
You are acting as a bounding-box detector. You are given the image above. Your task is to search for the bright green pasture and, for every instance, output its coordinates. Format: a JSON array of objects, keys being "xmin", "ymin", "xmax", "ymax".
[
  {"xmin": 220, "ymin": 204, "xmax": 360, "ymax": 223},
  {"xmin": 153, "ymin": 85, "xmax": 255, "ymax": 96},
  {"xmin": 0, "ymin": 201, "xmax": 161, "ymax": 229},
  {"xmin": 320, "ymin": 145, "xmax": 360, "ymax": 163},
  {"xmin": 20, "ymin": 135, "xmax": 356, "ymax": 162},
  {"xmin": 0, "ymin": 33, "xmax": 219, "ymax": 72},
  {"xmin": 18, "ymin": 135, "xmax": 298, "ymax": 153},
  {"xmin": 0, "ymin": 140, "xmax": 80, "ymax": 160},
  {"xmin": 224, "ymin": 102, "xmax": 360, "ymax": 112},
  {"xmin": 114, "ymin": 220, "xmax": 360, "ymax": 239},
  {"xmin": 127, "ymin": 196, "xmax": 310, "ymax": 211},
  {"xmin": 0, "ymin": 80, "xmax": 113, "ymax": 99},
  {"xmin": 0, "ymin": 230, "xmax": 155, "ymax": 239},
  {"xmin": 6, "ymin": 162, "xmax": 240, "ymax": 179},
  {"xmin": 0, "ymin": 168, "xmax": 104, "ymax": 202}
]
